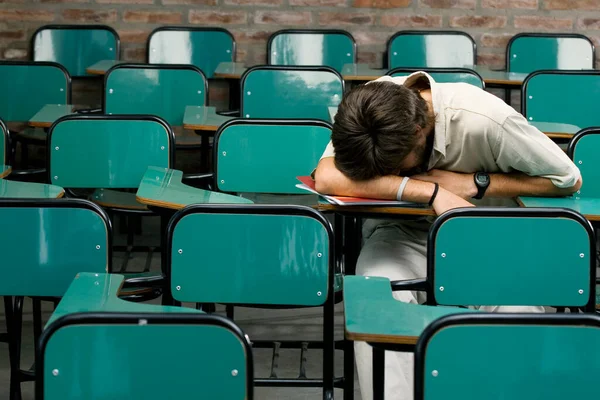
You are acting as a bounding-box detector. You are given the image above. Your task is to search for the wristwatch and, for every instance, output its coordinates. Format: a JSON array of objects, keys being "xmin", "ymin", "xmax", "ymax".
[{"xmin": 473, "ymin": 172, "xmax": 490, "ymax": 200}]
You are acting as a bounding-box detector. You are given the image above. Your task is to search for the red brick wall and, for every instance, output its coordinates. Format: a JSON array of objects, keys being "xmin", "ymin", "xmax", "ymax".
[{"xmin": 1, "ymin": 0, "xmax": 598, "ymax": 69}]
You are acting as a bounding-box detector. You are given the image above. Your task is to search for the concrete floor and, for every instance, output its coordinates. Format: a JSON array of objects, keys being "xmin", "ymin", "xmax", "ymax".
[{"xmin": 0, "ymin": 215, "xmax": 363, "ymax": 400}]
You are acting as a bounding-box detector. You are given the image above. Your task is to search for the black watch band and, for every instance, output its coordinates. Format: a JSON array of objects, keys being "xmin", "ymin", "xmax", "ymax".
[{"xmin": 473, "ymin": 172, "xmax": 490, "ymax": 200}]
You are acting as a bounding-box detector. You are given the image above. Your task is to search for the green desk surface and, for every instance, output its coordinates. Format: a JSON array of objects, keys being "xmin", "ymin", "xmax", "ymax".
[
  {"xmin": 344, "ymin": 276, "xmax": 473, "ymax": 345},
  {"xmin": 0, "ymin": 166, "xmax": 11, "ymax": 179},
  {"xmin": 136, "ymin": 166, "xmax": 253, "ymax": 210},
  {"xmin": 86, "ymin": 60, "xmax": 124, "ymax": 76},
  {"xmin": 183, "ymin": 106, "xmax": 234, "ymax": 132},
  {"xmin": 47, "ymin": 272, "xmax": 200, "ymax": 328},
  {"xmin": 214, "ymin": 62, "xmax": 248, "ymax": 79},
  {"xmin": 0, "ymin": 179, "xmax": 64, "ymax": 199},
  {"xmin": 28, "ymin": 104, "xmax": 73, "ymax": 129},
  {"xmin": 517, "ymin": 196, "xmax": 600, "ymax": 222},
  {"xmin": 342, "ymin": 63, "xmax": 385, "ymax": 81},
  {"xmin": 531, "ymin": 122, "xmax": 581, "ymax": 139},
  {"xmin": 469, "ymin": 65, "xmax": 528, "ymax": 87}
]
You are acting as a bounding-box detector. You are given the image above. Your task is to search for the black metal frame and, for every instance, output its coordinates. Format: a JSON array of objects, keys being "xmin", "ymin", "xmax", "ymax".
[
  {"xmin": 239, "ymin": 65, "xmax": 345, "ymax": 118},
  {"xmin": 386, "ymin": 67, "xmax": 485, "ymax": 89},
  {"xmin": 0, "ymin": 117, "xmax": 9, "ymax": 167},
  {"xmin": 146, "ymin": 26, "xmax": 236, "ymax": 64},
  {"xmin": 506, "ymin": 32, "xmax": 595, "ymax": 72},
  {"xmin": 164, "ymin": 204, "xmax": 336, "ymax": 399},
  {"xmin": 521, "ymin": 69, "xmax": 600, "ymax": 119},
  {"xmin": 566, "ymin": 126, "xmax": 600, "ymax": 159},
  {"xmin": 414, "ymin": 312, "xmax": 600, "ymax": 400},
  {"xmin": 35, "ymin": 312, "xmax": 254, "ymax": 400},
  {"xmin": 385, "ymin": 30, "xmax": 477, "ymax": 70},
  {"xmin": 266, "ymin": 29, "xmax": 357, "ymax": 65}
]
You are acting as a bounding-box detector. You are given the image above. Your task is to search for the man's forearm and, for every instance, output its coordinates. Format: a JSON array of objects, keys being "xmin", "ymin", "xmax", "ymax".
[{"xmin": 486, "ymin": 173, "xmax": 582, "ymax": 198}]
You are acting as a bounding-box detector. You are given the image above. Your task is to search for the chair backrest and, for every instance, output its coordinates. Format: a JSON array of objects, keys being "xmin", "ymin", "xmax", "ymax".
[
  {"xmin": 415, "ymin": 313, "xmax": 600, "ymax": 400},
  {"xmin": 38, "ymin": 313, "xmax": 253, "ymax": 400},
  {"xmin": 0, "ymin": 118, "xmax": 7, "ymax": 167},
  {"xmin": 428, "ymin": 208, "xmax": 595, "ymax": 310},
  {"xmin": 267, "ymin": 29, "xmax": 356, "ymax": 73},
  {"xmin": 167, "ymin": 205, "xmax": 333, "ymax": 306},
  {"xmin": 147, "ymin": 27, "xmax": 235, "ymax": 79},
  {"xmin": 387, "ymin": 31, "xmax": 476, "ymax": 69},
  {"xmin": 48, "ymin": 115, "xmax": 174, "ymax": 189},
  {"xmin": 240, "ymin": 66, "xmax": 343, "ymax": 121},
  {"xmin": 507, "ymin": 33, "xmax": 594, "ymax": 74},
  {"xmin": 0, "ymin": 199, "xmax": 111, "ymax": 297},
  {"xmin": 567, "ymin": 128, "xmax": 600, "ymax": 198},
  {"xmin": 32, "ymin": 25, "xmax": 120, "ymax": 78},
  {"xmin": 104, "ymin": 64, "xmax": 207, "ymax": 126},
  {"xmin": 522, "ymin": 70, "xmax": 600, "ymax": 129},
  {"xmin": 214, "ymin": 119, "xmax": 331, "ymax": 194},
  {"xmin": 387, "ymin": 67, "xmax": 484, "ymax": 89},
  {"xmin": 0, "ymin": 61, "xmax": 71, "ymax": 122}
]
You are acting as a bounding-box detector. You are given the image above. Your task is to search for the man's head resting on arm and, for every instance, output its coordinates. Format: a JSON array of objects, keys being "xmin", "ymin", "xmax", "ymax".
[{"xmin": 331, "ymin": 79, "xmax": 436, "ymax": 181}]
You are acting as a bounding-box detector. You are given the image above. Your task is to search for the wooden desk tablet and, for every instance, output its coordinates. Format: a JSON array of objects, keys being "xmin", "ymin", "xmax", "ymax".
[
  {"xmin": 183, "ymin": 106, "xmax": 234, "ymax": 132},
  {"xmin": 470, "ymin": 65, "xmax": 528, "ymax": 87},
  {"xmin": 0, "ymin": 166, "xmax": 11, "ymax": 179},
  {"xmin": 214, "ymin": 62, "xmax": 248, "ymax": 80},
  {"xmin": 531, "ymin": 122, "xmax": 581, "ymax": 140},
  {"xmin": 317, "ymin": 203, "xmax": 435, "ymax": 218},
  {"xmin": 517, "ymin": 196, "xmax": 600, "ymax": 222},
  {"xmin": 86, "ymin": 60, "xmax": 124, "ymax": 76},
  {"xmin": 47, "ymin": 272, "xmax": 200, "ymax": 328},
  {"xmin": 28, "ymin": 104, "xmax": 74, "ymax": 129},
  {"xmin": 341, "ymin": 64, "xmax": 385, "ymax": 81},
  {"xmin": 136, "ymin": 166, "xmax": 253, "ymax": 210},
  {"xmin": 0, "ymin": 180, "xmax": 64, "ymax": 199}
]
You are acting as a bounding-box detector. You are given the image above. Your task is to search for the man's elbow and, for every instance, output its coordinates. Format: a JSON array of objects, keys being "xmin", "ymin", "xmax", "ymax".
[
  {"xmin": 314, "ymin": 167, "xmax": 333, "ymax": 194},
  {"xmin": 571, "ymin": 177, "xmax": 583, "ymax": 193}
]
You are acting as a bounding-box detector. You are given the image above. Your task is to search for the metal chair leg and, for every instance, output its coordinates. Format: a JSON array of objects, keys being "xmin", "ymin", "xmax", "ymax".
[{"xmin": 344, "ymin": 339, "xmax": 355, "ymax": 400}]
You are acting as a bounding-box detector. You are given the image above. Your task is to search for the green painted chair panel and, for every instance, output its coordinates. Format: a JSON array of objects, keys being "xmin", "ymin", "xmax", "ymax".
[
  {"xmin": 241, "ymin": 67, "xmax": 343, "ymax": 121},
  {"xmin": 389, "ymin": 69, "xmax": 483, "ymax": 89},
  {"xmin": 33, "ymin": 26, "xmax": 119, "ymax": 77},
  {"xmin": 570, "ymin": 131, "xmax": 600, "ymax": 198},
  {"xmin": 388, "ymin": 32, "xmax": 475, "ymax": 69},
  {"xmin": 268, "ymin": 30, "xmax": 355, "ymax": 73},
  {"xmin": 0, "ymin": 201, "xmax": 109, "ymax": 297},
  {"xmin": 49, "ymin": 117, "xmax": 172, "ymax": 188},
  {"xmin": 432, "ymin": 215, "xmax": 591, "ymax": 307},
  {"xmin": 104, "ymin": 66, "xmax": 207, "ymax": 126},
  {"xmin": 42, "ymin": 317, "xmax": 250, "ymax": 400},
  {"xmin": 215, "ymin": 121, "xmax": 331, "ymax": 194},
  {"xmin": 523, "ymin": 72, "xmax": 600, "ymax": 129},
  {"xmin": 170, "ymin": 208, "xmax": 331, "ymax": 306},
  {"xmin": 148, "ymin": 28, "xmax": 234, "ymax": 79},
  {"xmin": 418, "ymin": 317, "xmax": 600, "ymax": 400},
  {"xmin": 0, "ymin": 63, "xmax": 70, "ymax": 122},
  {"xmin": 508, "ymin": 35, "xmax": 594, "ymax": 74}
]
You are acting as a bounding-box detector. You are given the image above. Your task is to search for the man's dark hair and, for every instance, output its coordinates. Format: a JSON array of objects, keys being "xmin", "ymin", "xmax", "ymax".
[{"xmin": 332, "ymin": 81, "xmax": 431, "ymax": 181}]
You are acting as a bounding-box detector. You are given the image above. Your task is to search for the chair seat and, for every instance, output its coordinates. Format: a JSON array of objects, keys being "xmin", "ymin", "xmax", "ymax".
[
  {"xmin": 18, "ymin": 127, "xmax": 47, "ymax": 142},
  {"xmin": 91, "ymin": 188, "xmax": 148, "ymax": 211}
]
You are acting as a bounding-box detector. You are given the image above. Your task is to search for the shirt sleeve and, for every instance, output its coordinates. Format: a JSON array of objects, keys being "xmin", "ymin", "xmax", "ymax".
[{"xmin": 494, "ymin": 114, "xmax": 581, "ymax": 188}]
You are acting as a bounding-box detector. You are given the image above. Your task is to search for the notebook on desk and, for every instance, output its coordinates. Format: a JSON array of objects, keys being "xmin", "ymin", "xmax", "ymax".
[{"xmin": 296, "ymin": 176, "xmax": 422, "ymax": 207}]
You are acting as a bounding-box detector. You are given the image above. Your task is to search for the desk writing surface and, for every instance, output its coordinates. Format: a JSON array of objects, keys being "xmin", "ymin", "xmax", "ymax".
[
  {"xmin": 0, "ymin": 166, "xmax": 11, "ymax": 179},
  {"xmin": 136, "ymin": 166, "xmax": 253, "ymax": 210},
  {"xmin": 183, "ymin": 106, "xmax": 234, "ymax": 132},
  {"xmin": 517, "ymin": 196, "xmax": 600, "ymax": 221},
  {"xmin": 531, "ymin": 122, "xmax": 581, "ymax": 139},
  {"xmin": 0, "ymin": 180, "xmax": 64, "ymax": 199},
  {"xmin": 214, "ymin": 62, "xmax": 248, "ymax": 79},
  {"xmin": 28, "ymin": 104, "xmax": 73, "ymax": 128},
  {"xmin": 86, "ymin": 60, "xmax": 123, "ymax": 76},
  {"xmin": 469, "ymin": 65, "xmax": 528, "ymax": 87},
  {"xmin": 344, "ymin": 276, "xmax": 473, "ymax": 344},
  {"xmin": 317, "ymin": 203, "xmax": 435, "ymax": 217},
  {"xmin": 341, "ymin": 64, "xmax": 385, "ymax": 81}
]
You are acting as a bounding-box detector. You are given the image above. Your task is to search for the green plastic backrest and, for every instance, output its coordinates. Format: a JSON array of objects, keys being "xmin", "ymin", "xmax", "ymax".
[
  {"xmin": 389, "ymin": 69, "xmax": 483, "ymax": 88},
  {"xmin": 419, "ymin": 317, "xmax": 600, "ymax": 400},
  {"xmin": 0, "ymin": 119, "xmax": 7, "ymax": 166},
  {"xmin": 42, "ymin": 316, "xmax": 250, "ymax": 400},
  {"xmin": 523, "ymin": 72, "xmax": 600, "ymax": 129},
  {"xmin": 0, "ymin": 200, "xmax": 109, "ymax": 297},
  {"xmin": 32, "ymin": 26, "xmax": 119, "ymax": 78},
  {"xmin": 49, "ymin": 116, "xmax": 172, "ymax": 189},
  {"xmin": 431, "ymin": 211, "xmax": 592, "ymax": 307},
  {"xmin": 241, "ymin": 67, "xmax": 343, "ymax": 121},
  {"xmin": 388, "ymin": 31, "xmax": 475, "ymax": 69},
  {"xmin": 104, "ymin": 65, "xmax": 207, "ymax": 126},
  {"xmin": 148, "ymin": 28, "xmax": 234, "ymax": 79},
  {"xmin": 508, "ymin": 34, "xmax": 594, "ymax": 74},
  {"xmin": 0, "ymin": 62, "xmax": 70, "ymax": 122},
  {"xmin": 268, "ymin": 30, "xmax": 355, "ymax": 73},
  {"xmin": 215, "ymin": 121, "xmax": 331, "ymax": 194},
  {"xmin": 169, "ymin": 206, "xmax": 331, "ymax": 306},
  {"xmin": 570, "ymin": 131, "xmax": 600, "ymax": 198}
]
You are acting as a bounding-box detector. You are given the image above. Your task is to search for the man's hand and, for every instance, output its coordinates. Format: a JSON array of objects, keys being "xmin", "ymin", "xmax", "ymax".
[
  {"xmin": 412, "ymin": 169, "xmax": 477, "ymax": 199},
  {"xmin": 431, "ymin": 186, "xmax": 475, "ymax": 215}
]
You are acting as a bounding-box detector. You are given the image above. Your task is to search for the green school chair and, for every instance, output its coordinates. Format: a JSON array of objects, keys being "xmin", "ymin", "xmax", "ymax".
[
  {"xmin": 240, "ymin": 66, "xmax": 344, "ymax": 122},
  {"xmin": 166, "ymin": 204, "xmax": 335, "ymax": 398},
  {"xmin": 507, "ymin": 33, "xmax": 594, "ymax": 74},
  {"xmin": 0, "ymin": 118, "xmax": 10, "ymax": 175},
  {"xmin": 567, "ymin": 128, "xmax": 600, "ymax": 199},
  {"xmin": 0, "ymin": 198, "xmax": 111, "ymax": 399},
  {"xmin": 387, "ymin": 67, "xmax": 484, "ymax": 89},
  {"xmin": 268, "ymin": 29, "xmax": 356, "ymax": 74},
  {"xmin": 387, "ymin": 30, "xmax": 476, "ymax": 70},
  {"xmin": 522, "ymin": 70, "xmax": 600, "ymax": 130},
  {"xmin": 147, "ymin": 27, "xmax": 235, "ymax": 79},
  {"xmin": 414, "ymin": 313, "xmax": 600, "ymax": 400},
  {"xmin": 32, "ymin": 25, "xmax": 120, "ymax": 78},
  {"xmin": 37, "ymin": 313, "xmax": 253, "ymax": 400}
]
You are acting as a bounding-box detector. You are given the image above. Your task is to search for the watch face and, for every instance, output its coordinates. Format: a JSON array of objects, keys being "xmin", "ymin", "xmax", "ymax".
[{"xmin": 476, "ymin": 173, "xmax": 490, "ymax": 186}]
